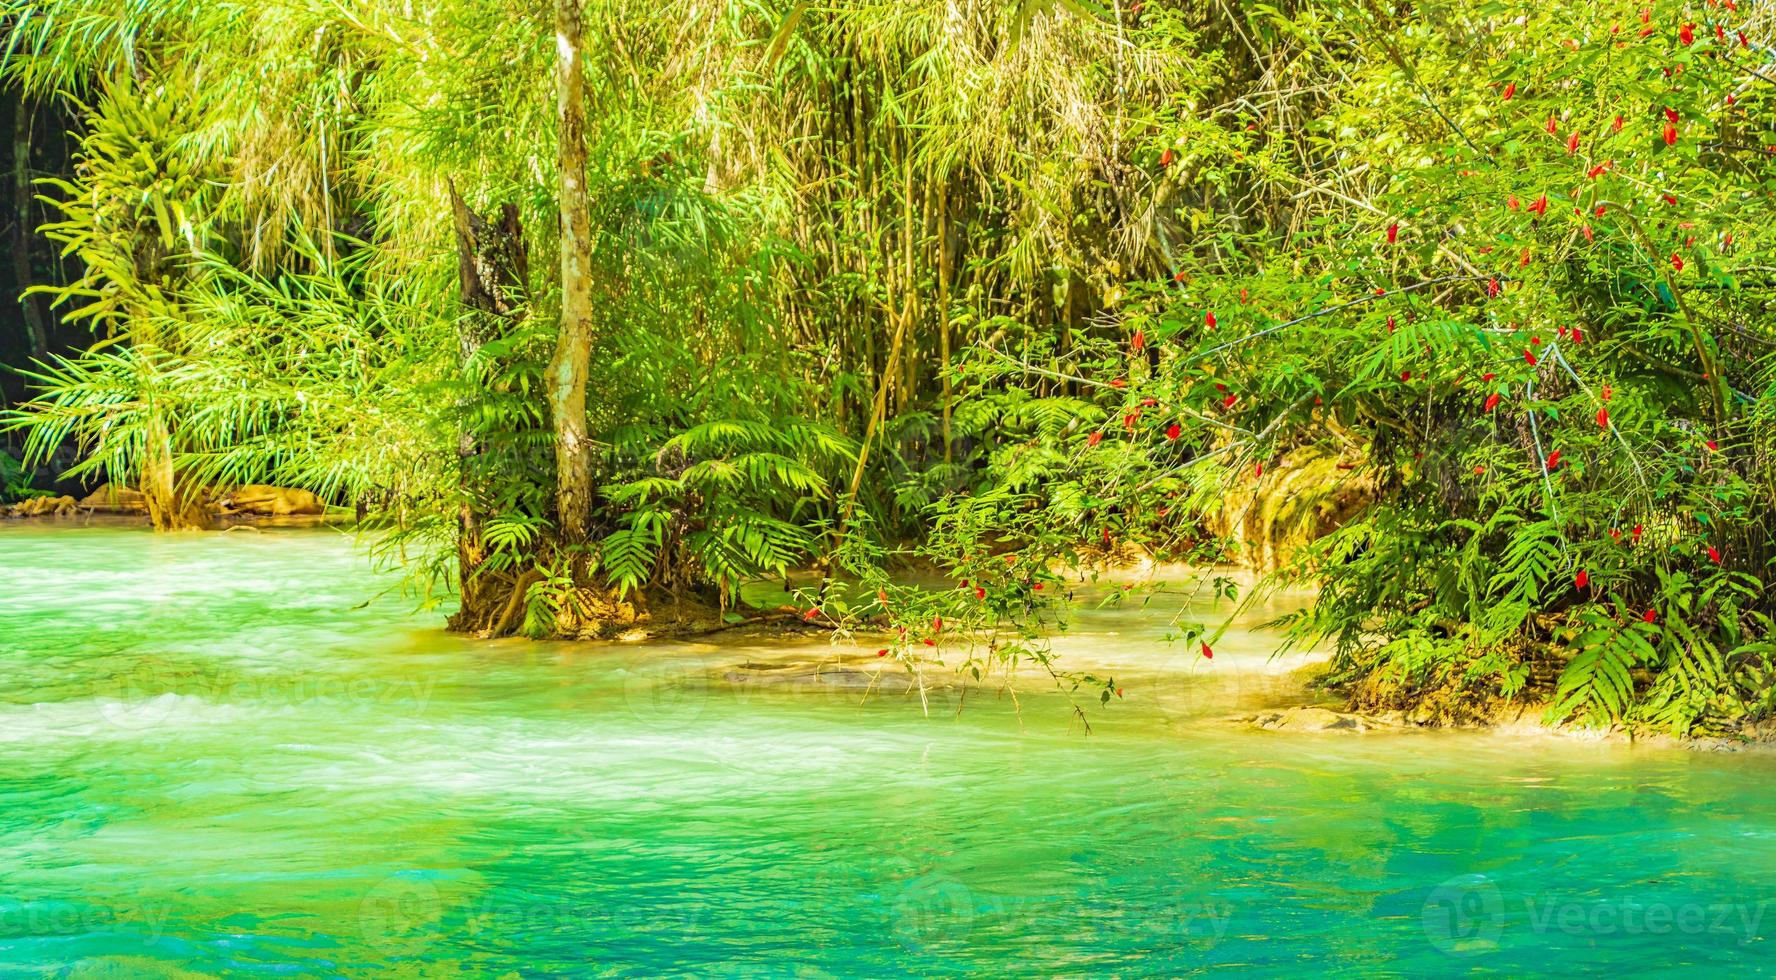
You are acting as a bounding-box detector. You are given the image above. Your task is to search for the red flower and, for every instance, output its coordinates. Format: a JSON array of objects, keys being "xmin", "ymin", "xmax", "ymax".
[
  {"xmin": 1602, "ymin": 384, "xmax": 1612, "ymax": 401},
  {"xmin": 1401, "ymin": 370, "xmax": 1412, "ymax": 382},
  {"xmin": 1387, "ymin": 315, "xmax": 1396, "ymax": 333},
  {"xmin": 1520, "ymin": 247, "xmax": 1532, "ymax": 267},
  {"xmin": 924, "ymin": 638, "xmax": 936, "ymax": 646},
  {"xmin": 1087, "ymin": 431, "xmax": 1103, "ymax": 447},
  {"xmin": 1387, "ymin": 223, "xmax": 1399, "ymax": 244},
  {"xmin": 1161, "ymin": 147, "xmax": 1175, "ymax": 167},
  {"xmin": 1663, "ymin": 122, "xmax": 1677, "ymax": 146},
  {"xmin": 1528, "ymin": 194, "xmax": 1549, "ymax": 216},
  {"xmin": 1612, "ymin": 114, "xmax": 1624, "ymax": 133},
  {"xmin": 1679, "ymin": 22, "xmax": 1694, "ymax": 45},
  {"xmin": 1507, "ymin": 194, "xmax": 1521, "ymax": 211},
  {"xmin": 975, "ymin": 586, "xmax": 986, "ymax": 599},
  {"xmin": 1205, "ymin": 311, "xmax": 1218, "ymax": 330},
  {"xmin": 1708, "ymin": 545, "xmax": 1721, "ymax": 564},
  {"xmin": 1524, "ymin": 350, "xmax": 1538, "ymax": 366},
  {"xmin": 1165, "ymin": 422, "xmax": 1182, "ymax": 441},
  {"xmin": 1545, "ymin": 449, "xmax": 1562, "ymax": 470},
  {"xmin": 1484, "ymin": 393, "xmax": 1502, "ymax": 413},
  {"xmin": 1200, "ymin": 641, "xmax": 1213, "ymax": 659},
  {"xmin": 1576, "ymin": 569, "xmax": 1590, "ymax": 589},
  {"xmin": 1544, "ymin": 115, "xmax": 1558, "ymax": 135},
  {"xmin": 1664, "ymin": 106, "xmax": 1680, "ymax": 125},
  {"xmin": 1501, "ymin": 82, "xmax": 1516, "ymax": 101},
  {"xmin": 1566, "ymin": 132, "xmax": 1581, "ymax": 154},
  {"xmin": 1586, "ymin": 161, "xmax": 1609, "ymax": 179},
  {"xmin": 1671, "ymin": 252, "xmax": 1684, "ymax": 272},
  {"xmin": 1597, "ymin": 407, "xmax": 1609, "ymax": 429},
  {"xmin": 877, "ymin": 649, "xmax": 888, "ymax": 657},
  {"xmin": 1643, "ymin": 608, "xmax": 1657, "ymax": 623},
  {"xmin": 933, "ymin": 616, "xmax": 943, "ymax": 632},
  {"xmin": 1255, "ymin": 462, "xmax": 1264, "ymax": 478},
  {"xmin": 1221, "ymin": 393, "xmax": 1237, "ymax": 409},
  {"xmin": 1131, "ymin": 330, "xmax": 1145, "ymax": 352},
  {"xmin": 803, "ymin": 607, "xmax": 822, "ymax": 621},
  {"xmin": 1705, "ymin": 439, "xmax": 1718, "ymax": 451},
  {"xmin": 1633, "ymin": 524, "xmax": 1644, "ymax": 540},
  {"xmin": 1173, "ymin": 270, "xmax": 1187, "ymax": 282},
  {"xmin": 1488, "ymin": 278, "xmax": 1501, "ymax": 298},
  {"xmin": 1582, "ymin": 225, "xmax": 1594, "ymax": 242},
  {"xmin": 1110, "ymin": 378, "xmax": 1126, "ymax": 388}
]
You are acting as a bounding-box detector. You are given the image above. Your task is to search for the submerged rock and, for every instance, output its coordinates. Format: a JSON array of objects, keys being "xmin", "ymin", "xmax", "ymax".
[
  {"xmin": 1247, "ymin": 706, "xmax": 1392, "ymax": 733},
  {"xmin": 722, "ymin": 659, "xmax": 920, "ymax": 693}
]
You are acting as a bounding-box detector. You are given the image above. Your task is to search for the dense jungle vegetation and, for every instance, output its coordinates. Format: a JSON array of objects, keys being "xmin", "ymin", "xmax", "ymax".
[{"xmin": 2, "ymin": 0, "xmax": 1775, "ymax": 737}]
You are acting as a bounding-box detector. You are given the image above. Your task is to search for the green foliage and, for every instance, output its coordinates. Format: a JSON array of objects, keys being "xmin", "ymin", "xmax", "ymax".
[
  {"xmin": 0, "ymin": 449, "xmax": 39, "ymax": 503},
  {"xmin": 3, "ymin": 0, "xmax": 1775, "ymax": 734}
]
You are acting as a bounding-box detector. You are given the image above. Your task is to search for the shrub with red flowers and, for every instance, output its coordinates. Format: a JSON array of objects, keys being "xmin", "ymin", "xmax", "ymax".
[{"xmin": 937, "ymin": 0, "xmax": 1776, "ymax": 734}]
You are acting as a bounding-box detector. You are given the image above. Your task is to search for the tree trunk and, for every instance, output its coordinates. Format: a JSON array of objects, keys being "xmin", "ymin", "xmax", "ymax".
[
  {"xmin": 446, "ymin": 187, "xmax": 529, "ymax": 633},
  {"xmin": 12, "ymin": 99, "xmax": 48, "ymax": 360},
  {"xmin": 139, "ymin": 411, "xmax": 209, "ymax": 531},
  {"xmin": 549, "ymin": 0, "xmax": 596, "ymax": 577}
]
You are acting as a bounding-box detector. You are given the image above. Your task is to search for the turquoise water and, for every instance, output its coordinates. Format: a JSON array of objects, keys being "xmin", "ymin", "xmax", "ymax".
[{"xmin": 2, "ymin": 524, "xmax": 1774, "ymax": 977}]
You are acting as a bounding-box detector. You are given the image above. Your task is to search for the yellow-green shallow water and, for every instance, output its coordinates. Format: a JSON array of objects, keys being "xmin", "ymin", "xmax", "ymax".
[{"xmin": 2, "ymin": 524, "xmax": 1774, "ymax": 977}]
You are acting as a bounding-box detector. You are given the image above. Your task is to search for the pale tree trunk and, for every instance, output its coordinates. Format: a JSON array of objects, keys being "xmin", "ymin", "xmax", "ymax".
[
  {"xmin": 549, "ymin": 0, "xmax": 596, "ymax": 576},
  {"xmin": 139, "ymin": 410, "xmax": 208, "ymax": 531},
  {"xmin": 12, "ymin": 100, "xmax": 48, "ymax": 360}
]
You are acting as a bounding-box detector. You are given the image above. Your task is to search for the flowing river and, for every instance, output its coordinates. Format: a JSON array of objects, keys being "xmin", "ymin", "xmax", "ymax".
[{"xmin": 2, "ymin": 524, "xmax": 1774, "ymax": 976}]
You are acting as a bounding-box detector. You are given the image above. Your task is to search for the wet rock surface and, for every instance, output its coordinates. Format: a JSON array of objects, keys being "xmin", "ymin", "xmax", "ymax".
[
  {"xmin": 722, "ymin": 658, "xmax": 921, "ymax": 693},
  {"xmin": 1246, "ymin": 705, "xmax": 1395, "ymax": 733}
]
